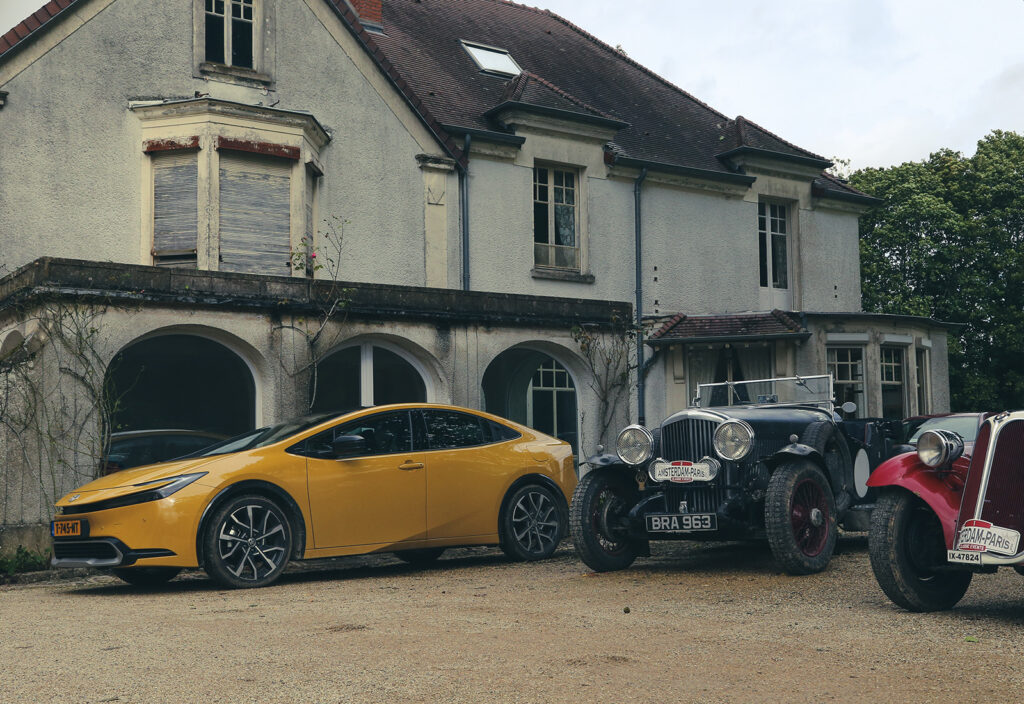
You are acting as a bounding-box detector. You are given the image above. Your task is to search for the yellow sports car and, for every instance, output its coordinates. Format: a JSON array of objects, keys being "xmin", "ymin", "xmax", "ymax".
[{"xmin": 51, "ymin": 404, "xmax": 576, "ymax": 588}]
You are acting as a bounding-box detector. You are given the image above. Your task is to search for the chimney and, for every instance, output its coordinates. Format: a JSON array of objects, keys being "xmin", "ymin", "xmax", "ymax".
[{"xmin": 350, "ymin": 0, "xmax": 383, "ymax": 32}]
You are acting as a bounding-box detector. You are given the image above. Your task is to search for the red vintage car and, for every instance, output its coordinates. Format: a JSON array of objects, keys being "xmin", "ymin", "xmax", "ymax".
[{"xmin": 867, "ymin": 411, "xmax": 1023, "ymax": 611}]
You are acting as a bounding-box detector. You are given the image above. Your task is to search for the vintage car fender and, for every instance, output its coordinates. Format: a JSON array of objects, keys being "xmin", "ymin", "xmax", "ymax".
[
  {"xmin": 580, "ymin": 452, "xmax": 633, "ymax": 476},
  {"xmin": 767, "ymin": 442, "xmax": 828, "ymax": 477},
  {"xmin": 867, "ymin": 452, "xmax": 960, "ymax": 548}
]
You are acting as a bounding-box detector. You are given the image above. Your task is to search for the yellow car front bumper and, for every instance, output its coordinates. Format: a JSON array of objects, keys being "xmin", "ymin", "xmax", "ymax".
[{"xmin": 51, "ymin": 481, "xmax": 214, "ymax": 569}]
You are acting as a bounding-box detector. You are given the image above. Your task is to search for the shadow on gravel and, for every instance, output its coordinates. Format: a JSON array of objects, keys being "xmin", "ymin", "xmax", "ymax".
[
  {"xmin": 57, "ymin": 535, "xmax": 872, "ymax": 595},
  {"xmin": 57, "ymin": 545, "xmax": 574, "ymax": 595}
]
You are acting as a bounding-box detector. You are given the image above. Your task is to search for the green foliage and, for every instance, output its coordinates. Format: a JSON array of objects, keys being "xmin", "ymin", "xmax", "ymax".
[
  {"xmin": 849, "ymin": 131, "xmax": 1024, "ymax": 410},
  {"xmin": 0, "ymin": 545, "xmax": 51, "ymax": 575}
]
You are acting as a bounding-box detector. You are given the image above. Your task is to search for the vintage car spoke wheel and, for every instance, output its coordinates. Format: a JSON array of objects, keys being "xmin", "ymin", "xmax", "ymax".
[
  {"xmin": 570, "ymin": 469, "xmax": 639, "ymax": 572},
  {"xmin": 500, "ymin": 484, "xmax": 565, "ymax": 561},
  {"xmin": 203, "ymin": 494, "xmax": 293, "ymax": 589},
  {"xmin": 766, "ymin": 461, "xmax": 837, "ymax": 575},
  {"xmin": 395, "ymin": 548, "xmax": 446, "ymax": 566},
  {"xmin": 869, "ymin": 490, "xmax": 972, "ymax": 612},
  {"xmin": 111, "ymin": 566, "xmax": 181, "ymax": 587}
]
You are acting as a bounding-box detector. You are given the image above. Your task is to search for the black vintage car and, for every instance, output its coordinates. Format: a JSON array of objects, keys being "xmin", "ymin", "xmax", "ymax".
[{"xmin": 570, "ymin": 375, "xmax": 898, "ymax": 575}]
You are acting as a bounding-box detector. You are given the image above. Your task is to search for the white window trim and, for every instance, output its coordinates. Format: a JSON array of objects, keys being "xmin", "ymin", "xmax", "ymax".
[
  {"xmin": 192, "ymin": 0, "xmax": 275, "ymax": 86},
  {"xmin": 533, "ymin": 162, "xmax": 585, "ymax": 274},
  {"xmin": 880, "ymin": 345, "xmax": 908, "ymax": 418},
  {"xmin": 460, "ymin": 40, "xmax": 522, "ymax": 77},
  {"xmin": 335, "ymin": 340, "xmax": 436, "ymax": 406},
  {"xmin": 827, "ymin": 345, "xmax": 866, "ymax": 418}
]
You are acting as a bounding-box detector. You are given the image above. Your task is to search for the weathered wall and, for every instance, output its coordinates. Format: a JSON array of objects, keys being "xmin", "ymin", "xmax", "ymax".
[{"xmin": 0, "ymin": 0, "xmax": 442, "ymax": 288}]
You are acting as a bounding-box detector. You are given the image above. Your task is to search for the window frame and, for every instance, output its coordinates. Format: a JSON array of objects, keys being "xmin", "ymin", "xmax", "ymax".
[
  {"xmin": 134, "ymin": 100, "xmax": 329, "ymax": 276},
  {"xmin": 193, "ymin": 0, "xmax": 274, "ymax": 86},
  {"xmin": 533, "ymin": 163, "xmax": 582, "ymax": 273},
  {"xmin": 757, "ymin": 200, "xmax": 789, "ymax": 290},
  {"xmin": 827, "ymin": 346, "xmax": 865, "ymax": 417},
  {"xmin": 915, "ymin": 347, "xmax": 931, "ymax": 415},
  {"xmin": 460, "ymin": 40, "xmax": 522, "ymax": 77},
  {"xmin": 880, "ymin": 345, "xmax": 907, "ymax": 419}
]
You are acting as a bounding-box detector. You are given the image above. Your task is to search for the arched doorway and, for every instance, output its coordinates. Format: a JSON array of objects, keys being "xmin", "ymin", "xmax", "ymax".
[
  {"xmin": 105, "ymin": 334, "xmax": 256, "ymax": 436},
  {"xmin": 482, "ymin": 348, "xmax": 579, "ymax": 454},
  {"xmin": 312, "ymin": 341, "xmax": 428, "ymax": 412}
]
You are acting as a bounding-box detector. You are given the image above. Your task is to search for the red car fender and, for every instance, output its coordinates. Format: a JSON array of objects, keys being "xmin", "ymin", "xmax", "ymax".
[{"xmin": 867, "ymin": 453, "xmax": 961, "ymax": 548}]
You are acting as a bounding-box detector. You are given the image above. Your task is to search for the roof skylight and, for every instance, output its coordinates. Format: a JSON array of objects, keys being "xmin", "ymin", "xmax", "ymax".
[{"xmin": 462, "ymin": 41, "xmax": 522, "ymax": 77}]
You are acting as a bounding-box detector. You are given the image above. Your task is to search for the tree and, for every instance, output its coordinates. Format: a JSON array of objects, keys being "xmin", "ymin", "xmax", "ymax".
[{"xmin": 849, "ymin": 131, "xmax": 1024, "ymax": 410}]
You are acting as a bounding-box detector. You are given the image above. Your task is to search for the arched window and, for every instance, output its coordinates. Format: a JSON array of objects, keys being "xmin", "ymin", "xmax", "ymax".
[
  {"xmin": 105, "ymin": 334, "xmax": 256, "ymax": 436},
  {"xmin": 313, "ymin": 342, "xmax": 427, "ymax": 412},
  {"xmin": 527, "ymin": 358, "xmax": 578, "ymax": 452},
  {"xmin": 483, "ymin": 348, "xmax": 579, "ymax": 455}
]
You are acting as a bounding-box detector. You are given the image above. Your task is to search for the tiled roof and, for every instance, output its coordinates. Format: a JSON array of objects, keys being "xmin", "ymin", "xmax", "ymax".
[
  {"xmin": 371, "ymin": 0, "xmax": 866, "ymax": 200},
  {"xmin": 493, "ymin": 71, "xmax": 621, "ymax": 124},
  {"xmin": 648, "ymin": 310, "xmax": 808, "ymax": 344},
  {"xmin": 0, "ymin": 0, "xmax": 82, "ymax": 59},
  {"xmin": 1, "ymin": 0, "xmax": 872, "ymax": 202}
]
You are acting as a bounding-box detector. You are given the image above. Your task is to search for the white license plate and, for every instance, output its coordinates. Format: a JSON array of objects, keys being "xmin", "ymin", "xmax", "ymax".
[
  {"xmin": 645, "ymin": 513, "xmax": 717, "ymax": 533},
  {"xmin": 947, "ymin": 550, "xmax": 982, "ymax": 565},
  {"xmin": 649, "ymin": 458, "xmax": 719, "ymax": 483}
]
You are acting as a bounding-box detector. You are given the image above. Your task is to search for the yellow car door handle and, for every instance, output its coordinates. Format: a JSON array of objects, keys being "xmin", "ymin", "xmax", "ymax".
[{"xmin": 398, "ymin": 461, "xmax": 424, "ymax": 471}]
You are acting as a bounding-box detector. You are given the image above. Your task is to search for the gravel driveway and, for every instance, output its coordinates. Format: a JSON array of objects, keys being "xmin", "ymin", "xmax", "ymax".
[{"xmin": 2, "ymin": 535, "xmax": 1023, "ymax": 703}]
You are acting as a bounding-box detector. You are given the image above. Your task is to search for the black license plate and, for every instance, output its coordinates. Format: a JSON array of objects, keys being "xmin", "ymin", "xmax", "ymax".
[{"xmin": 645, "ymin": 513, "xmax": 717, "ymax": 533}]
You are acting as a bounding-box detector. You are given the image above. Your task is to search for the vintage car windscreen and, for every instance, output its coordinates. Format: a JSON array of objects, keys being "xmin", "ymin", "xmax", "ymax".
[
  {"xmin": 695, "ymin": 375, "xmax": 833, "ymax": 408},
  {"xmin": 908, "ymin": 415, "xmax": 981, "ymax": 443}
]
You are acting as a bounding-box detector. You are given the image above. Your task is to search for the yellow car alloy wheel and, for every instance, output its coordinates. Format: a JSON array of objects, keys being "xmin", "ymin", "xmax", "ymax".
[
  {"xmin": 203, "ymin": 494, "xmax": 294, "ymax": 588},
  {"xmin": 500, "ymin": 484, "xmax": 563, "ymax": 561}
]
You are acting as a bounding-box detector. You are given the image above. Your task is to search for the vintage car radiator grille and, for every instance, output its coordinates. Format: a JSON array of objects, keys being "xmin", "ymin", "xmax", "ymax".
[
  {"xmin": 661, "ymin": 418, "xmax": 717, "ymax": 461},
  {"xmin": 665, "ymin": 485, "xmax": 728, "ymax": 514},
  {"xmin": 958, "ymin": 422, "xmax": 991, "ymax": 523},
  {"xmin": 977, "ymin": 419, "xmax": 1024, "ymax": 536}
]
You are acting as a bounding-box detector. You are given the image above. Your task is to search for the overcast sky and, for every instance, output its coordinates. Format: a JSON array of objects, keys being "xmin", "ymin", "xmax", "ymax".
[{"xmin": 3, "ymin": 0, "xmax": 1023, "ymax": 170}]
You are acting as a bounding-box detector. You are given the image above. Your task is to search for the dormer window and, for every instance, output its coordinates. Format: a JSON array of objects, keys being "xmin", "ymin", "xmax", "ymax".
[{"xmin": 462, "ymin": 41, "xmax": 521, "ymax": 76}]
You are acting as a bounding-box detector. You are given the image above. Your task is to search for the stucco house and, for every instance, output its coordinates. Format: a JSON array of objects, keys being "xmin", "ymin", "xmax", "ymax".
[{"xmin": 0, "ymin": 0, "xmax": 951, "ymax": 546}]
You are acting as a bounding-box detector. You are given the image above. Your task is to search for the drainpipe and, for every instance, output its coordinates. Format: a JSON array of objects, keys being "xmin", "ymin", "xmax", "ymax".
[
  {"xmin": 459, "ymin": 134, "xmax": 472, "ymax": 291},
  {"xmin": 634, "ymin": 167, "xmax": 648, "ymax": 426}
]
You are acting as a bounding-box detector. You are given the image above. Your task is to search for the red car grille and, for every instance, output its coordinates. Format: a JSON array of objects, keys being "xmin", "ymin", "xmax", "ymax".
[
  {"xmin": 957, "ymin": 422, "xmax": 991, "ymax": 523},
  {"xmin": 978, "ymin": 419, "xmax": 1024, "ymax": 535}
]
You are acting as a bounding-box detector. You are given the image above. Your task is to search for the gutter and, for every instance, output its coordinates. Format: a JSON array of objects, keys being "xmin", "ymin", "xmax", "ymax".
[
  {"xmin": 634, "ymin": 167, "xmax": 648, "ymax": 426},
  {"xmin": 646, "ymin": 332, "xmax": 812, "ymax": 346},
  {"xmin": 715, "ymin": 146, "xmax": 833, "ymax": 170},
  {"xmin": 483, "ymin": 101, "xmax": 630, "ymax": 131},
  {"xmin": 459, "ymin": 133, "xmax": 471, "ymax": 290},
  {"xmin": 612, "ymin": 155, "xmax": 755, "ymax": 186},
  {"xmin": 440, "ymin": 124, "xmax": 526, "ymax": 147}
]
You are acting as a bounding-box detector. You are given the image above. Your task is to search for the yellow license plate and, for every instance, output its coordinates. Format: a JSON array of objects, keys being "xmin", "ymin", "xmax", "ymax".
[{"xmin": 52, "ymin": 520, "xmax": 82, "ymax": 538}]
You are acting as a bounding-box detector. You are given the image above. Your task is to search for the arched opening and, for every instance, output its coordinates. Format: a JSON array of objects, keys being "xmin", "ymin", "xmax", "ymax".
[
  {"xmin": 312, "ymin": 341, "xmax": 428, "ymax": 412},
  {"xmin": 105, "ymin": 334, "xmax": 256, "ymax": 437},
  {"xmin": 482, "ymin": 348, "xmax": 579, "ymax": 454}
]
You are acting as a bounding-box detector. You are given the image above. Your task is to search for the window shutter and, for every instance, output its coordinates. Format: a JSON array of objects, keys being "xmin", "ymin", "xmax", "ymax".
[
  {"xmin": 219, "ymin": 153, "xmax": 291, "ymax": 276},
  {"xmin": 153, "ymin": 152, "xmax": 198, "ymax": 267}
]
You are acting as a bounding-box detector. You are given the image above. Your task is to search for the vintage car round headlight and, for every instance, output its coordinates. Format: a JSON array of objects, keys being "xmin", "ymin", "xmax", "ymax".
[
  {"xmin": 616, "ymin": 425, "xmax": 655, "ymax": 466},
  {"xmin": 917, "ymin": 429, "xmax": 965, "ymax": 468},
  {"xmin": 713, "ymin": 419, "xmax": 755, "ymax": 461}
]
